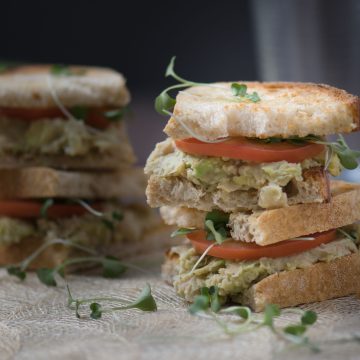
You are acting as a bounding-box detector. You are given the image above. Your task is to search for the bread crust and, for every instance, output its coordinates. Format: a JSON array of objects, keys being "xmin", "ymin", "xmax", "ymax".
[
  {"xmin": 162, "ymin": 250, "xmax": 360, "ymax": 311},
  {"xmin": 0, "ymin": 167, "xmax": 146, "ymax": 199},
  {"xmin": 230, "ymin": 181, "xmax": 360, "ymax": 245},
  {"xmin": 0, "ymin": 65, "xmax": 130, "ymax": 108},
  {"xmin": 164, "ymin": 82, "xmax": 360, "ymax": 139},
  {"xmin": 160, "ymin": 206, "xmax": 205, "ymax": 228},
  {"xmin": 243, "ymin": 252, "xmax": 360, "ymax": 311}
]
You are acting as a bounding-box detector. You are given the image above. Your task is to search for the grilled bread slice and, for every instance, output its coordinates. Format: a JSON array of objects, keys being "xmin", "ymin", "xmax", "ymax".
[
  {"xmin": 0, "ymin": 167, "xmax": 146, "ymax": 200},
  {"xmin": 0, "ymin": 65, "xmax": 130, "ymax": 108},
  {"xmin": 164, "ymin": 82, "xmax": 359, "ymax": 140},
  {"xmin": 160, "ymin": 181, "xmax": 360, "ymax": 245}
]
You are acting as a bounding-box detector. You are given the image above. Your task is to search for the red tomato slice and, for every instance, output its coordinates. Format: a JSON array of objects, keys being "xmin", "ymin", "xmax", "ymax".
[
  {"xmin": 0, "ymin": 200, "xmax": 103, "ymax": 219},
  {"xmin": 0, "ymin": 107, "xmax": 114, "ymax": 130},
  {"xmin": 188, "ymin": 229, "xmax": 337, "ymax": 260},
  {"xmin": 175, "ymin": 137, "xmax": 324, "ymax": 163}
]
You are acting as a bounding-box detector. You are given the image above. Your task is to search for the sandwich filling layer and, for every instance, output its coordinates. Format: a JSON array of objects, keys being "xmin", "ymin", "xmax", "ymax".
[
  {"xmin": 166, "ymin": 226, "xmax": 359, "ymax": 304},
  {"xmin": 145, "ymin": 139, "xmax": 339, "ymax": 210},
  {"xmin": 0, "ymin": 204, "xmax": 160, "ymax": 248},
  {"xmin": 0, "ymin": 118, "xmax": 134, "ymax": 159}
]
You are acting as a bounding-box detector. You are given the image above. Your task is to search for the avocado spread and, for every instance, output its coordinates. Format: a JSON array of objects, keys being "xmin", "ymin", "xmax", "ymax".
[
  {"xmin": 0, "ymin": 118, "xmax": 124, "ymax": 156},
  {"xmin": 0, "ymin": 204, "xmax": 160, "ymax": 248},
  {"xmin": 0, "ymin": 218, "xmax": 36, "ymax": 246},
  {"xmin": 145, "ymin": 139, "xmax": 342, "ymax": 209},
  {"xmin": 171, "ymin": 231, "xmax": 359, "ymax": 304}
]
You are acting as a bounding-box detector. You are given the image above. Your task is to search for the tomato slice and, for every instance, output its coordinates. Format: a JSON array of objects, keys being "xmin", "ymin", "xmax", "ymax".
[
  {"xmin": 0, "ymin": 200, "xmax": 102, "ymax": 219},
  {"xmin": 0, "ymin": 107, "xmax": 115, "ymax": 130},
  {"xmin": 188, "ymin": 229, "xmax": 337, "ymax": 260},
  {"xmin": 175, "ymin": 137, "xmax": 324, "ymax": 163}
]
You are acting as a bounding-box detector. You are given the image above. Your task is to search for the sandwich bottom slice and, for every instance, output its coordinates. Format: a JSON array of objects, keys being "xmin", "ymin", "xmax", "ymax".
[
  {"xmin": 0, "ymin": 202, "xmax": 173, "ymax": 269},
  {"xmin": 162, "ymin": 225, "xmax": 360, "ymax": 312}
]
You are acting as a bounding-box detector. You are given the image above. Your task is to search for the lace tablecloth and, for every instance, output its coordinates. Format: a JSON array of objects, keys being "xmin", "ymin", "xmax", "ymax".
[{"xmin": 0, "ymin": 252, "xmax": 359, "ymax": 360}]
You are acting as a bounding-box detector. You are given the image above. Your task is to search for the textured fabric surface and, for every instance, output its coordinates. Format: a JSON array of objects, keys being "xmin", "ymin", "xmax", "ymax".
[{"xmin": 0, "ymin": 253, "xmax": 359, "ymax": 360}]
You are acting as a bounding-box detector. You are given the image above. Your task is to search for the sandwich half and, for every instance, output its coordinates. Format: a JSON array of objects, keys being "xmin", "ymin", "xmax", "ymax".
[
  {"xmin": 0, "ymin": 65, "xmax": 135, "ymax": 170},
  {"xmin": 147, "ymin": 71, "xmax": 360, "ymax": 310},
  {"xmin": 0, "ymin": 170, "xmax": 172, "ymax": 270}
]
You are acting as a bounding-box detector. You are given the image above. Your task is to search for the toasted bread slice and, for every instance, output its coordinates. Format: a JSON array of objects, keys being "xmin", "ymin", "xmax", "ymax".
[
  {"xmin": 0, "ymin": 65, "xmax": 130, "ymax": 108},
  {"xmin": 162, "ymin": 249, "xmax": 360, "ymax": 311},
  {"xmin": 230, "ymin": 180, "xmax": 360, "ymax": 245},
  {"xmin": 147, "ymin": 167, "xmax": 329, "ymax": 212},
  {"xmin": 0, "ymin": 167, "xmax": 146, "ymax": 200},
  {"xmin": 160, "ymin": 181, "xmax": 360, "ymax": 244},
  {"xmin": 243, "ymin": 252, "xmax": 360, "ymax": 311},
  {"xmin": 164, "ymin": 82, "xmax": 359, "ymax": 140}
]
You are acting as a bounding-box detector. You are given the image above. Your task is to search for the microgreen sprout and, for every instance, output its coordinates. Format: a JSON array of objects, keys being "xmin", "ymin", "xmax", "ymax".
[
  {"xmin": 103, "ymin": 107, "xmax": 129, "ymax": 121},
  {"xmin": 337, "ymin": 228, "xmax": 358, "ymax": 241},
  {"xmin": 71, "ymin": 199, "xmax": 124, "ymax": 230},
  {"xmin": 171, "ymin": 228, "xmax": 196, "ymax": 238},
  {"xmin": 257, "ymin": 134, "xmax": 360, "ymax": 170},
  {"xmin": 0, "ymin": 63, "xmax": 10, "ymax": 73},
  {"xmin": 205, "ymin": 210, "xmax": 230, "ymax": 244},
  {"xmin": 36, "ymin": 255, "xmax": 127, "ymax": 286},
  {"xmin": 6, "ymin": 238, "xmax": 97, "ymax": 281},
  {"xmin": 315, "ymin": 134, "xmax": 360, "ymax": 170},
  {"xmin": 6, "ymin": 238, "xmax": 127, "ymax": 285},
  {"xmin": 70, "ymin": 106, "xmax": 89, "ymax": 120},
  {"xmin": 0, "ymin": 61, "xmax": 23, "ymax": 73},
  {"xmin": 155, "ymin": 57, "xmax": 261, "ymax": 115},
  {"xmin": 231, "ymin": 83, "xmax": 260, "ymax": 103},
  {"xmin": 50, "ymin": 64, "xmax": 86, "ymax": 77},
  {"xmin": 40, "ymin": 198, "xmax": 54, "ymax": 218},
  {"xmin": 189, "ymin": 286, "xmax": 319, "ymax": 351},
  {"xmin": 67, "ymin": 283, "xmax": 157, "ymax": 319},
  {"xmin": 171, "ymin": 210, "xmax": 230, "ymax": 243},
  {"xmin": 155, "ymin": 56, "xmax": 207, "ymax": 115}
]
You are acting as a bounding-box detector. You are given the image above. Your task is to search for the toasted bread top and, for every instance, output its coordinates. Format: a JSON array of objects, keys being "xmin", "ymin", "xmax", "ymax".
[
  {"xmin": 0, "ymin": 65, "xmax": 130, "ymax": 108},
  {"xmin": 164, "ymin": 82, "xmax": 359, "ymax": 139}
]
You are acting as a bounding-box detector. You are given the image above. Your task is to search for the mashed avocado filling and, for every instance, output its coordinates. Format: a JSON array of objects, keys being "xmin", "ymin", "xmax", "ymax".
[
  {"xmin": 172, "ymin": 228, "xmax": 359, "ymax": 304},
  {"xmin": 145, "ymin": 139, "xmax": 342, "ymax": 209},
  {"xmin": 0, "ymin": 218, "xmax": 36, "ymax": 246},
  {"xmin": 0, "ymin": 204, "xmax": 160, "ymax": 248},
  {"xmin": 0, "ymin": 118, "xmax": 125, "ymax": 156}
]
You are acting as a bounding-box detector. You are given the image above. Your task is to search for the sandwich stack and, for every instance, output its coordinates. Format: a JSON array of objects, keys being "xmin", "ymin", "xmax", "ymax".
[
  {"xmin": 145, "ymin": 80, "xmax": 360, "ymax": 310},
  {"xmin": 0, "ymin": 64, "xmax": 169, "ymax": 270}
]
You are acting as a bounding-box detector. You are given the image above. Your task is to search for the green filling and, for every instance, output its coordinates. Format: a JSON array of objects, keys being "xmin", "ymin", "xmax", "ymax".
[
  {"xmin": 0, "ymin": 218, "xmax": 36, "ymax": 246},
  {"xmin": 0, "ymin": 118, "xmax": 122, "ymax": 157},
  {"xmin": 172, "ymin": 228, "xmax": 359, "ymax": 304},
  {"xmin": 146, "ymin": 144, "xmax": 329, "ymax": 193}
]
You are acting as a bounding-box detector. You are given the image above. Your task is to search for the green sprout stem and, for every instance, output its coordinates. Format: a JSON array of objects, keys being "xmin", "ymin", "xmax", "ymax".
[
  {"xmin": 189, "ymin": 286, "xmax": 319, "ymax": 352},
  {"xmin": 67, "ymin": 283, "xmax": 157, "ymax": 319},
  {"xmin": 53, "ymin": 256, "xmax": 105, "ymax": 273},
  {"xmin": 155, "ymin": 56, "xmax": 259, "ymax": 116},
  {"xmin": 19, "ymin": 239, "xmax": 96, "ymax": 272}
]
